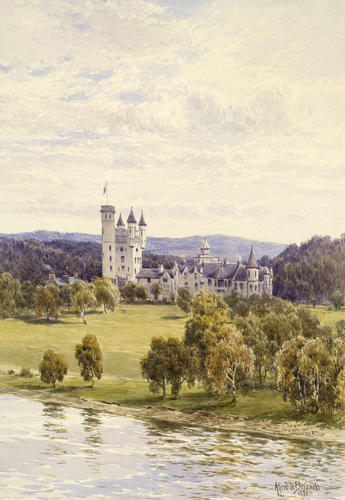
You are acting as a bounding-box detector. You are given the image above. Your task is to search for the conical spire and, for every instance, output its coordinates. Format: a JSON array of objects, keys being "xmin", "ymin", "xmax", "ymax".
[
  {"xmin": 200, "ymin": 237, "xmax": 210, "ymax": 250},
  {"xmin": 247, "ymin": 246, "xmax": 258, "ymax": 268},
  {"xmin": 127, "ymin": 206, "xmax": 137, "ymax": 224},
  {"xmin": 117, "ymin": 213, "xmax": 125, "ymax": 227},
  {"xmin": 139, "ymin": 210, "xmax": 147, "ymax": 227}
]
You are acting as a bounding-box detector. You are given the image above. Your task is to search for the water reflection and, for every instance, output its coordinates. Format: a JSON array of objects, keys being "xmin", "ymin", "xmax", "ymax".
[
  {"xmin": 42, "ymin": 403, "xmax": 68, "ymax": 463},
  {"xmin": 81, "ymin": 408, "xmax": 103, "ymax": 473},
  {"xmin": 1, "ymin": 394, "xmax": 345, "ymax": 499}
]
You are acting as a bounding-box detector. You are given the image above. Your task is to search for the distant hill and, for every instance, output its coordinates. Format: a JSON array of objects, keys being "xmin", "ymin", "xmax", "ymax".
[
  {"xmin": 0, "ymin": 231, "xmax": 286, "ymax": 260},
  {"xmin": 146, "ymin": 234, "xmax": 286, "ymax": 261},
  {"xmin": 0, "ymin": 230, "xmax": 102, "ymax": 244}
]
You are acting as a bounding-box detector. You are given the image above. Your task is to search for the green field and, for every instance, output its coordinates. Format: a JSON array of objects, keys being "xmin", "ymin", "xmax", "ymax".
[
  {"xmin": 1, "ymin": 303, "xmax": 345, "ymax": 426},
  {"xmin": 306, "ymin": 306, "xmax": 345, "ymax": 328},
  {"xmin": 0, "ymin": 304, "xmax": 186, "ymax": 378}
]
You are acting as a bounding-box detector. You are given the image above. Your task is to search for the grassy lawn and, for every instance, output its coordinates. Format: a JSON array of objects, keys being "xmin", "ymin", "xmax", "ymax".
[
  {"xmin": 304, "ymin": 305, "xmax": 345, "ymax": 328},
  {"xmin": 1, "ymin": 303, "xmax": 344, "ymax": 427},
  {"xmin": 0, "ymin": 304, "xmax": 186, "ymax": 378}
]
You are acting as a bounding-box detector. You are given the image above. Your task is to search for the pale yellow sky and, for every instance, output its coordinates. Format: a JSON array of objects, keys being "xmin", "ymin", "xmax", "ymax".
[{"xmin": 0, "ymin": 0, "xmax": 344, "ymax": 244}]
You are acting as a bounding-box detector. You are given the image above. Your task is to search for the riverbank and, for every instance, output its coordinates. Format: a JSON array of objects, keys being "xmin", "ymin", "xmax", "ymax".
[{"xmin": 2, "ymin": 386, "xmax": 345, "ymax": 446}]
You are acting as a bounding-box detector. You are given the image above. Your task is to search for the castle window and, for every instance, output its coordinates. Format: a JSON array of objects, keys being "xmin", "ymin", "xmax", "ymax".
[
  {"xmin": 234, "ymin": 283, "xmax": 238, "ymax": 290},
  {"xmin": 121, "ymin": 256, "xmax": 125, "ymax": 263},
  {"xmin": 163, "ymin": 278, "xmax": 168, "ymax": 283},
  {"xmin": 110, "ymin": 265, "xmax": 112, "ymax": 271},
  {"xmin": 184, "ymin": 282, "xmax": 188, "ymax": 286},
  {"xmin": 147, "ymin": 278, "xmax": 151, "ymax": 283},
  {"xmin": 109, "ymin": 256, "xmax": 112, "ymax": 262},
  {"xmin": 240, "ymin": 283, "xmax": 243, "ymax": 289},
  {"xmin": 208, "ymin": 279, "xmax": 212, "ymax": 286},
  {"xmin": 136, "ymin": 248, "xmax": 138, "ymax": 252},
  {"xmin": 109, "ymin": 245, "xmax": 111, "ymax": 251},
  {"xmin": 255, "ymin": 285, "xmax": 257, "ymax": 291},
  {"xmin": 194, "ymin": 274, "xmax": 198, "ymax": 280},
  {"xmin": 120, "ymin": 247, "xmax": 124, "ymax": 252},
  {"xmin": 195, "ymin": 283, "xmax": 198, "ymax": 288},
  {"xmin": 184, "ymin": 273, "xmax": 187, "ymax": 278},
  {"xmin": 250, "ymin": 284, "xmax": 253, "ymax": 291}
]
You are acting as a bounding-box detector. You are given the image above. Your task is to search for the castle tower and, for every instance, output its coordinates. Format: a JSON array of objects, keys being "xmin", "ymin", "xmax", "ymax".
[
  {"xmin": 127, "ymin": 207, "xmax": 137, "ymax": 248},
  {"xmin": 200, "ymin": 237, "xmax": 210, "ymax": 257},
  {"xmin": 100, "ymin": 205, "xmax": 116, "ymax": 279},
  {"xmin": 246, "ymin": 246, "xmax": 259, "ymax": 296},
  {"xmin": 139, "ymin": 211, "xmax": 147, "ymax": 249}
]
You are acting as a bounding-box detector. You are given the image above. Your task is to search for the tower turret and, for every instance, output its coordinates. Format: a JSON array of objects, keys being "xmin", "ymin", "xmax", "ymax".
[
  {"xmin": 117, "ymin": 213, "xmax": 125, "ymax": 228},
  {"xmin": 127, "ymin": 207, "xmax": 137, "ymax": 247},
  {"xmin": 246, "ymin": 246, "xmax": 259, "ymax": 296},
  {"xmin": 139, "ymin": 210, "xmax": 147, "ymax": 249},
  {"xmin": 200, "ymin": 237, "xmax": 210, "ymax": 257},
  {"xmin": 100, "ymin": 205, "xmax": 116, "ymax": 279}
]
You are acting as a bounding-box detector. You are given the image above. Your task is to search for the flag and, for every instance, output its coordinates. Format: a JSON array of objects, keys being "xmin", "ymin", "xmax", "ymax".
[{"xmin": 103, "ymin": 182, "xmax": 108, "ymax": 195}]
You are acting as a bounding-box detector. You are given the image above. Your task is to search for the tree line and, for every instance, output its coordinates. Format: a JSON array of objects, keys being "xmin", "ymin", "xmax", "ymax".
[
  {"xmin": 271, "ymin": 235, "xmax": 345, "ymax": 303},
  {"xmin": 0, "ymin": 272, "xmax": 120, "ymax": 324},
  {"xmin": 0, "ymin": 237, "xmax": 183, "ymax": 285},
  {"xmin": 141, "ymin": 290, "xmax": 345, "ymax": 414}
]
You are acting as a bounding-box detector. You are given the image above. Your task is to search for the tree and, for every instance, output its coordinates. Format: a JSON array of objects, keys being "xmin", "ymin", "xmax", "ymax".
[
  {"xmin": 135, "ymin": 284, "xmax": 148, "ymax": 301},
  {"xmin": 183, "ymin": 291, "xmax": 230, "ymax": 384},
  {"xmin": 151, "ymin": 283, "xmax": 161, "ymax": 302},
  {"xmin": 233, "ymin": 313, "xmax": 269, "ymax": 386},
  {"xmin": 59, "ymin": 284, "xmax": 72, "ymax": 310},
  {"xmin": 176, "ymin": 287, "xmax": 192, "ymax": 315},
  {"xmin": 75, "ymin": 334, "xmax": 103, "ymax": 386},
  {"xmin": 34, "ymin": 285, "xmax": 59, "ymax": 321},
  {"xmin": 73, "ymin": 283, "xmax": 96, "ymax": 324},
  {"xmin": 93, "ymin": 277, "xmax": 120, "ymax": 312},
  {"xmin": 206, "ymin": 324, "xmax": 253, "ymax": 401},
  {"xmin": 331, "ymin": 291, "xmax": 344, "ymax": 311},
  {"xmin": 120, "ymin": 282, "xmax": 137, "ymax": 303},
  {"xmin": 278, "ymin": 336, "xmax": 345, "ymax": 414},
  {"xmin": 0, "ymin": 272, "xmax": 22, "ymax": 317},
  {"xmin": 39, "ymin": 350, "xmax": 68, "ymax": 388},
  {"xmin": 141, "ymin": 336, "xmax": 193, "ymax": 398}
]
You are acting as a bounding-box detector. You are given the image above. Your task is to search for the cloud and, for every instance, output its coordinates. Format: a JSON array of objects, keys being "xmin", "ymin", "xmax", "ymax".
[{"xmin": 0, "ymin": 0, "xmax": 344, "ymax": 243}]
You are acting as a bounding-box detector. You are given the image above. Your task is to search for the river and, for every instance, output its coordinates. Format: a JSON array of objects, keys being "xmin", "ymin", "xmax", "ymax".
[{"xmin": 0, "ymin": 394, "xmax": 344, "ymax": 499}]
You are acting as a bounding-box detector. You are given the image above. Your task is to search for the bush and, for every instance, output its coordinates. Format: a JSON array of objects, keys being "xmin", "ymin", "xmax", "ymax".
[
  {"xmin": 19, "ymin": 367, "xmax": 33, "ymax": 378},
  {"xmin": 39, "ymin": 350, "xmax": 68, "ymax": 388}
]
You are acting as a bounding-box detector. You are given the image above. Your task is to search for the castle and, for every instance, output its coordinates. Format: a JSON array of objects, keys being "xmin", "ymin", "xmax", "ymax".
[{"xmin": 101, "ymin": 204, "xmax": 273, "ymax": 298}]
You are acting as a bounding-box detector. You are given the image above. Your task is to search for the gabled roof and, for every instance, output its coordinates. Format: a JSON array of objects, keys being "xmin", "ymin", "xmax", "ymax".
[
  {"xmin": 137, "ymin": 268, "xmax": 164, "ymax": 279},
  {"xmin": 127, "ymin": 207, "xmax": 137, "ymax": 224},
  {"xmin": 139, "ymin": 211, "xmax": 147, "ymax": 227},
  {"xmin": 247, "ymin": 246, "xmax": 258, "ymax": 268},
  {"xmin": 234, "ymin": 267, "xmax": 247, "ymax": 281},
  {"xmin": 117, "ymin": 213, "xmax": 125, "ymax": 227}
]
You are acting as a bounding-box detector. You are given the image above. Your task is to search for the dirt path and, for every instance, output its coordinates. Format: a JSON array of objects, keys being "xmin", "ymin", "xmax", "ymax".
[{"xmin": 1, "ymin": 386, "xmax": 345, "ymax": 445}]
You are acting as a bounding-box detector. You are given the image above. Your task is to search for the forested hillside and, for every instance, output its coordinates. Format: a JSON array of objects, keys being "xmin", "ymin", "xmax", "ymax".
[
  {"xmin": 0, "ymin": 238, "xmax": 182, "ymax": 284},
  {"xmin": 273, "ymin": 235, "xmax": 345, "ymax": 303},
  {"xmin": 0, "ymin": 239, "xmax": 102, "ymax": 284}
]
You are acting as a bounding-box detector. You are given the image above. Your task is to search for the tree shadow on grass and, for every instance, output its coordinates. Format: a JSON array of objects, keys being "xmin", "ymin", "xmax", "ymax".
[
  {"xmin": 15, "ymin": 315, "xmax": 76, "ymax": 325},
  {"xmin": 161, "ymin": 315, "xmax": 185, "ymax": 320}
]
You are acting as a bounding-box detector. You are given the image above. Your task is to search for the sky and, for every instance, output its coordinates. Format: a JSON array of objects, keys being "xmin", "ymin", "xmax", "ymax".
[{"xmin": 0, "ymin": 0, "xmax": 344, "ymax": 244}]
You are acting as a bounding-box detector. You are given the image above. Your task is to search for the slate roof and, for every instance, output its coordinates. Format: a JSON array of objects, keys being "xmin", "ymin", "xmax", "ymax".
[
  {"xmin": 117, "ymin": 213, "xmax": 125, "ymax": 226},
  {"xmin": 233, "ymin": 267, "xmax": 247, "ymax": 281},
  {"xmin": 127, "ymin": 207, "xmax": 137, "ymax": 224},
  {"xmin": 136, "ymin": 269, "xmax": 165, "ymax": 279},
  {"xmin": 139, "ymin": 211, "xmax": 147, "ymax": 227},
  {"xmin": 247, "ymin": 246, "xmax": 259, "ymax": 268}
]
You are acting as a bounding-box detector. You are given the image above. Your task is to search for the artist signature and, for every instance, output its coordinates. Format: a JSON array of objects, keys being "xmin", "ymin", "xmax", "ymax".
[{"xmin": 275, "ymin": 480, "xmax": 320, "ymax": 497}]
